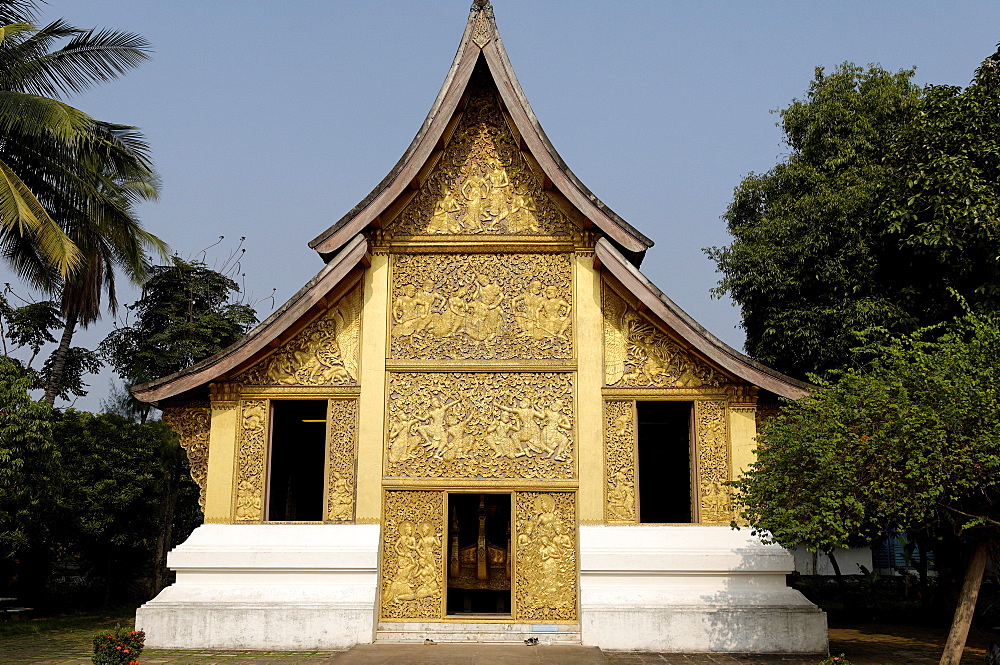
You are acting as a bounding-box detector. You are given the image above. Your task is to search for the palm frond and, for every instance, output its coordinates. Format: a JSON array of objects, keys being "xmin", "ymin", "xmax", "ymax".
[{"xmin": 0, "ymin": 89, "xmax": 91, "ymax": 142}]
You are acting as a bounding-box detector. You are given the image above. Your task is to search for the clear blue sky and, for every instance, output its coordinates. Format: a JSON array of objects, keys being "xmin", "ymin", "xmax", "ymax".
[{"xmin": 4, "ymin": 1, "xmax": 999, "ymax": 410}]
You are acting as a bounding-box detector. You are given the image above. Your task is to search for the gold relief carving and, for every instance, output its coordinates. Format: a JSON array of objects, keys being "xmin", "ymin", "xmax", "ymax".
[
  {"xmin": 386, "ymin": 373, "xmax": 575, "ymax": 480},
  {"xmin": 326, "ymin": 399, "xmax": 358, "ymax": 522},
  {"xmin": 234, "ymin": 400, "xmax": 267, "ymax": 522},
  {"xmin": 380, "ymin": 490, "xmax": 444, "ymax": 620},
  {"xmin": 514, "ymin": 492, "xmax": 577, "ymax": 621},
  {"xmin": 391, "ymin": 78, "xmax": 575, "ymax": 238},
  {"xmin": 390, "ymin": 253, "xmax": 572, "ymax": 361},
  {"xmin": 695, "ymin": 400, "xmax": 732, "ymax": 525},
  {"xmin": 161, "ymin": 403, "xmax": 211, "ymax": 508},
  {"xmin": 604, "ymin": 285, "xmax": 726, "ymax": 389},
  {"xmin": 209, "ymin": 382, "xmax": 240, "ymax": 409},
  {"xmin": 471, "ymin": 2, "xmax": 493, "ymax": 48},
  {"xmin": 238, "ymin": 286, "xmax": 361, "ymax": 386},
  {"xmin": 603, "ymin": 401, "xmax": 637, "ymax": 523}
]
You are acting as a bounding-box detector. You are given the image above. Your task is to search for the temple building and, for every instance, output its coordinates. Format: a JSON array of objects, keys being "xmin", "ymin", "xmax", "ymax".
[{"xmin": 134, "ymin": 1, "xmax": 827, "ymax": 653}]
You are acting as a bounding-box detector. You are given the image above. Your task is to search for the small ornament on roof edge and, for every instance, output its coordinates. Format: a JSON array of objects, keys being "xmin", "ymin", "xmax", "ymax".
[{"xmin": 471, "ymin": 0, "xmax": 493, "ymax": 47}]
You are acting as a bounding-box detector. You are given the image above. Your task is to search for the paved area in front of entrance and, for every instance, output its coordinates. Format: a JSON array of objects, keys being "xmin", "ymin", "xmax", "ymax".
[{"xmin": 1, "ymin": 625, "xmax": 992, "ymax": 664}]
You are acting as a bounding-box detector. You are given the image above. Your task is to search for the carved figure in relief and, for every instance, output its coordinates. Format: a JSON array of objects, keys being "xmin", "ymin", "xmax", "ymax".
[
  {"xmin": 518, "ymin": 494, "xmax": 573, "ymax": 606},
  {"xmin": 414, "ymin": 521, "xmax": 440, "ymax": 599},
  {"xmin": 485, "ymin": 157, "xmax": 510, "ymax": 226},
  {"xmin": 388, "ymin": 414, "xmax": 420, "ymax": 463},
  {"xmin": 428, "ymin": 183, "xmax": 461, "ymax": 234},
  {"xmin": 439, "ymin": 411, "xmax": 474, "ymax": 461},
  {"xmin": 327, "ymin": 472, "xmax": 352, "ymax": 521},
  {"xmin": 499, "ymin": 399, "xmax": 544, "ymax": 456},
  {"xmin": 612, "ymin": 410, "xmax": 632, "ymax": 437},
  {"xmin": 512, "ymin": 280, "xmax": 545, "ymax": 336},
  {"xmin": 428, "ymin": 284, "xmax": 471, "ymax": 337},
  {"xmin": 607, "ymin": 470, "xmax": 635, "ymax": 521},
  {"xmin": 538, "ymin": 285, "xmax": 572, "ymax": 339},
  {"xmin": 462, "ymin": 171, "xmax": 489, "ymax": 229},
  {"xmin": 701, "ymin": 480, "xmax": 728, "ymax": 518},
  {"xmin": 416, "ymin": 397, "xmax": 458, "ymax": 454},
  {"xmin": 485, "ymin": 412, "xmax": 521, "ymax": 459},
  {"xmin": 392, "ymin": 284, "xmax": 424, "ymax": 337},
  {"xmin": 413, "ymin": 280, "xmax": 445, "ymax": 328},
  {"xmin": 506, "ymin": 184, "xmax": 539, "ymax": 233},
  {"xmin": 384, "ymin": 521, "xmax": 419, "ymax": 603},
  {"xmin": 539, "ymin": 398, "xmax": 571, "ymax": 461}
]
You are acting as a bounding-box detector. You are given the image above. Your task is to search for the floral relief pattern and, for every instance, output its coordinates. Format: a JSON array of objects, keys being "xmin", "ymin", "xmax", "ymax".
[
  {"xmin": 234, "ymin": 400, "xmax": 267, "ymax": 522},
  {"xmin": 389, "ymin": 253, "xmax": 572, "ymax": 361},
  {"xmin": 161, "ymin": 403, "xmax": 212, "ymax": 508},
  {"xmin": 603, "ymin": 401, "xmax": 637, "ymax": 523},
  {"xmin": 380, "ymin": 490, "xmax": 444, "ymax": 620},
  {"xmin": 514, "ymin": 492, "xmax": 577, "ymax": 621},
  {"xmin": 695, "ymin": 400, "xmax": 732, "ymax": 525},
  {"xmin": 326, "ymin": 399, "xmax": 358, "ymax": 522},
  {"xmin": 603, "ymin": 285, "xmax": 727, "ymax": 389},
  {"xmin": 237, "ymin": 285, "xmax": 361, "ymax": 386},
  {"xmin": 390, "ymin": 75, "xmax": 575, "ymax": 237},
  {"xmin": 386, "ymin": 372, "xmax": 575, "ymax": 480}
]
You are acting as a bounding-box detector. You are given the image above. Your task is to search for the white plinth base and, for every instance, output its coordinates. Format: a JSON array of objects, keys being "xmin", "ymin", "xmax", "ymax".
[
  {"xmin": 136, "ymin": 523, "xmax": 381, "ymax": 649},
  {"xmin": 579, "ymin": 526, "xmax": 828, "ymax": 653}
]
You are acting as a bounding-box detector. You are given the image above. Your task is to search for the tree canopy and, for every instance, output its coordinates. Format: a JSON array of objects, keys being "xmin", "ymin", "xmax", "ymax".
[{"xmin": 708, "ymin": 52, "xmax": 1000, "ymax": 378}]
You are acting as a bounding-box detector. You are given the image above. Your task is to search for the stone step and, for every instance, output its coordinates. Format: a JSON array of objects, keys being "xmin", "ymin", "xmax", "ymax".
[{"xmin": 375, "ymin": 621, "xmax": 582, "ymax": 645}]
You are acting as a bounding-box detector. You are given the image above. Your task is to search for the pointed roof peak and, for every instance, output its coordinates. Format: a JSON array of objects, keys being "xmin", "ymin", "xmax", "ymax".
[{"xmin": 469, "ymin": 0, "xmax": 496, "ymax": 48}]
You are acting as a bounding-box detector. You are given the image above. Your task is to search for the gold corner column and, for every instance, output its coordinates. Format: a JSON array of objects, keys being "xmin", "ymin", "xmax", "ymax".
[
  {"xmin": 574, "ymin": 252, "xmax": 604, "ymax": 523},
  {"xmin": 203, "ymin": 397, "xmax": 239, "ymax": 523},
  {"xmin": 356, "ymin": 252, "xmax": 390, "ymax": 522}
]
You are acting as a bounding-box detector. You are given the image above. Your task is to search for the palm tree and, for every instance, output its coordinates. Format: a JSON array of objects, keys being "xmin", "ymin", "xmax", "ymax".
[{"xmin": 0, "ymin": 0, "xmax": 157, "ymax": 288}]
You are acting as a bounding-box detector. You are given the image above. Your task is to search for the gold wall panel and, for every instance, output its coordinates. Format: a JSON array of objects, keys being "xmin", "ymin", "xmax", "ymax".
[
  {"xmin": 603, "ymin": 285, "xmax": 727, "ymax": 389},
  {"xmin": 514, "ymin": 492, "xmax": 578, "ymax": 621},
  {"xmin": 234, "ymin": 399, "xmax": 267, "ymax": 522},
  {"xmin": 390, "ymin": 77, "xmax": 575, "ymax": 238},
  {"xmin": 380, "ymin": 490, "xmax": 445, "ymax": 620},
  {"xmin": 695, "ymin": 400, "xmax": 732, "ymax": 525},
  {"xmin": 325, "ymin": 399, "xmax": 359, "ymax": 522},
  {"xmin": 237, "ymin": 284, "xmax": 361, "ymax": 386},
  {"xmin": 389, "ymin": 253, "xmax": 573, "ymax": 361},
  {"xmin": 161, "ymin": 402, "xmax": 211, "ymax": 508},
  {"xmin": 386, "ymin": 372, "xmax": 575, "ymax": 480},
  {"xmin": 603, "ymin": 400, "xmax": 637, "ymax": 524}
]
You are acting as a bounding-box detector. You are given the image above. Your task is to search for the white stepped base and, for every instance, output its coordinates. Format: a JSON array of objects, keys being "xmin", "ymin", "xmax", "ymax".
[
  {"xmin": 377, "ymin": 621, "xmax": 581, "ymax": 644},
  {"xmin": 136, "ymin": 524, "xmax": 380, "ymax": 649},
  {"xmin": 579, "ymin": 525, "xmax": 828, "ymax": 653}
]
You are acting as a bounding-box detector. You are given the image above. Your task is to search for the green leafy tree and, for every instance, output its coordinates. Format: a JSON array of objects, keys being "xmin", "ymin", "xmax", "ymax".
[
  {"xmin": 100, "ymin": 257, "xmax": 258, "ymax": 420},
  {"xmin": 709, "ymin": 49, "xmax": 1000, "ymax": 379},
  {"xmin": 707, "ymin": 63, "xmax": 922, "ymax": 377},
  {"xmin": 734, "ymin": 312, "xmax": 1000, "ymax": 665},
  {"xmin": 0, "ymin": 0, "xmax": 158, "ymax": 285},
  {"xmin": 0, "ymin": 356, "xmax": 57, "ymax": 599}
]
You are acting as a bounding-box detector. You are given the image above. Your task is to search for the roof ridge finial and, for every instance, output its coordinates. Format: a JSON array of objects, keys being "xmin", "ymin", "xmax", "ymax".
[
  {"xmin": 472, "ymin": 0, "xmax": 492, "ymax": 9},
  {"xmin": 470, "ymin": 0, "xmax": 494, "ymax": 48}
]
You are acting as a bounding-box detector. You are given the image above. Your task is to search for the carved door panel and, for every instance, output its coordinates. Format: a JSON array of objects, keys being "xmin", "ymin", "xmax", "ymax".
[
  {"xmin": 379, "ymin": 490, "xmax": 446, "ymax": 621},
  {"xmin": 513, "ymin": 491, "xmax": 578, "ymax": 622}
]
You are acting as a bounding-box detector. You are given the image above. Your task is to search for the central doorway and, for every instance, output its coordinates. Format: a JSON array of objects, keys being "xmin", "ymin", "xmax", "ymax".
[{"xmin": 446, "ymin": 493, "xmax": 511, "ymax": 615}]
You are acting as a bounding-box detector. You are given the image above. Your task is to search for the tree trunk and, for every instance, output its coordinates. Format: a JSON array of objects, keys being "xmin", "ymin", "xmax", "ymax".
[
  {"xmin": 939, "ymin": 541, "xmax": 990, "ymax": 665},
  {"xmin": 152, "ymin": 455, "xmax": 181, "ymax": 595},
  {"xmin": 824, "ymin": 548, "xmax": 844, "ymax": 582},
  {"xmin": 43, "ymin": 311, "xmax": 77, "ymax": 405}
]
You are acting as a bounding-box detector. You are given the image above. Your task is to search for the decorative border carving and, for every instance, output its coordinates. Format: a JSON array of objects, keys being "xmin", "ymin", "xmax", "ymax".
[
  {"xmin": 237, "ymin": 285, "xmax": 361, "ymax": 386},
  {"xmin": 379, "ymin": 490, "xmax": 444, "ymax": 621},
  {"xmin": 514, "ymin": 492, "xmax": 578, "ymax": 621},
  {"xmin": 389, "ymin": 253, "xmax": 573, "ymax": 361},
  {"xmin": 695, "ymin": 400, "xmax": 732, "ymax": 525},
  {"xmin": 234, "ymin": 399, "xmax": 267, "ymax": 522},
  {"xmin": 603, "ymin": 400, "xmax": 637, "ymax": 524},
  {"xmin": 389, "ymin": 77, "xmax": 575, "ymax": 238},
  {"xmin": 161, "ymin": 403, "xmax": 211, "ymax": 508},
  {"xmin": 385, "ymin": 372, "xmax": 575, "ymax": 480},
  {"xmin": 325, "ymin": 399, "xmax": 358, "ymax": 522},
  {"xmin": 603, "ymin": 285, "xmax": 727, "ymax": 389}
]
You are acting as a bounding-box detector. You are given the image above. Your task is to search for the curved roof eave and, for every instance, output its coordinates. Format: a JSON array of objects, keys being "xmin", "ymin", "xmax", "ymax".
[
  {"xmin": 131, "ymin": 234, "xmax": 369, "ymax": 406},
  {"xmin": 308, "ymin": 2, "xmax": 652, "ymax": 261},
  {"xmin": 594, "ymin": 237, "xmax": 812, "ymax": 400}
]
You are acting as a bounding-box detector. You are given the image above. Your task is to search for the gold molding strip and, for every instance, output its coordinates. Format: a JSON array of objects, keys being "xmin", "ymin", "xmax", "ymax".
[
  {"xmin": 381, "ymin": 478, "xmax": 579, "ymax": 490},
  {"xmin": 238, "ymin": 386, "xmax": 362, "ymax": 397},
  {"xmin": 386, "ymin": 360, "xmax": 577, "ymax": 372},
  {"xmin": 602, "ymin": 387, "xmax": 730, "ymax": 398}
]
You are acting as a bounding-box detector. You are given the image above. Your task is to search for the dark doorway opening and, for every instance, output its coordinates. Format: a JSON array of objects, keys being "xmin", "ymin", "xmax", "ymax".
[
  {"xmin": 637, "ymin": 401, "xmax": 693, "ymax": 523},
  {"xmin": 267, "ymin": 400, "xmax": 327, "ymax": 521},
  {"xmin": 446, "ymin": 493, "xmax": 511, "ymax": 615}
]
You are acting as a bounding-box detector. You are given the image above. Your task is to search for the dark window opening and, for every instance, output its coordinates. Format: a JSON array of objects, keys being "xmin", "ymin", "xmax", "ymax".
[
  {"xmin": 637, "ymin": 401, "xmax": 692, "ymax": 523},
  {"xmin": 446, "ymin": 493, "xmax": 511, "ymax": 615},
  {"xmin": 267, "ymin": 400, "xmax": 327, "ymax": 521}
]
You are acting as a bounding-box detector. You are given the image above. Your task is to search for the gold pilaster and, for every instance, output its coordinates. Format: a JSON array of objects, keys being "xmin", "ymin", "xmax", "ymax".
[
  {"xmin": 575, "ymin": 253, "xmax": 604, "ymax": 523},
  {"xmin": 204, "ymin": 385, "xmax": 240, "ymax": 523},
  {"xmin": 694, "ymin": 400, "xmax": 731, "ymax": 525},
  {"xmin": 356, "ymin": 252, "xmax": 388, "ymax": 522}
]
